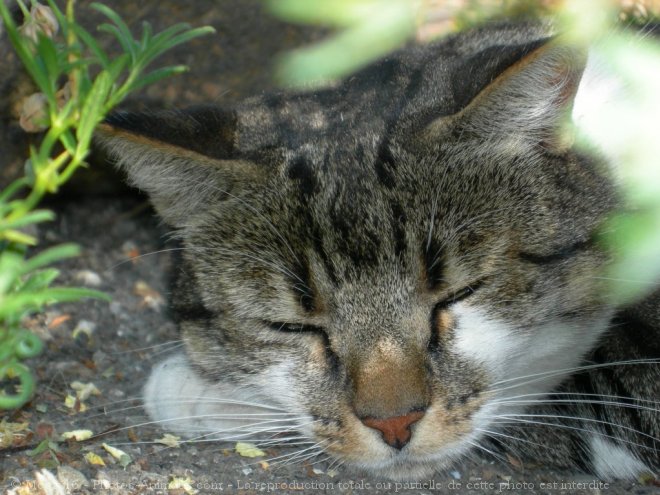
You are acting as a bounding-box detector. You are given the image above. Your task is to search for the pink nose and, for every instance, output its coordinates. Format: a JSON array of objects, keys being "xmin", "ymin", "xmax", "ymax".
[{"xmin": 361, "ymin": 410, "xmax": 425, "ymax": 450}]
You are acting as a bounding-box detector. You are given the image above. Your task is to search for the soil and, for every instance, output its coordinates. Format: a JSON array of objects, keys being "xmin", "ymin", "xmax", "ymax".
[{"xmin": 0, "ymin": 2, "xmax": 657, "ymax": 494}]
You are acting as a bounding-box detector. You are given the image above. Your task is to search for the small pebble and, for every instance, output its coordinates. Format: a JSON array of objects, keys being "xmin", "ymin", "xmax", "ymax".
[
  {"xmin": 242, "ymin": 467, "xmax": 253, "ymax": 475},
  {"xmin": 109, "ymin": 301, "xmax": 124, "ymax": 316},
  {"xmin": 72, "ymin": 320, "xmax": 96, "ymax": 339},
  {"xmin": 74, "ymin": 270, "xmax": 102, "ymax": 287},
  {"xmin": 450, "ymin": 470, "xmax": 461, "ymax": 480}
]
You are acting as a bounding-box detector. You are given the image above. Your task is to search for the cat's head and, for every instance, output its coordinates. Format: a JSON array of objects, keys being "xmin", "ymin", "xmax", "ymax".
[{"xmin": 97, "ymin": 23, "xmax": 624, "ymax": 479}]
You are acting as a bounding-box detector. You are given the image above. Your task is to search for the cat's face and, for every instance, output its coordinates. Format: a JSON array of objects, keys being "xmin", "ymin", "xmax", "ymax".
[{"xmin": 98, "ymin": 24, "xmax": 621, "ymax": 479}]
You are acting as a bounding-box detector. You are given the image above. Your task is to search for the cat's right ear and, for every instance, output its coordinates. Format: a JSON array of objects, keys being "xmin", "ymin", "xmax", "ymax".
[{"xmin": 95, "ymin": 107, "xmax": 265, "ymax": 227}]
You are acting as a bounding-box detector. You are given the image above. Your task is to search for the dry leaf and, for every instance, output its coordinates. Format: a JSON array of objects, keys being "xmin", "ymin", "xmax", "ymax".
[
  {"xmin": 70, "ymin": 381, "xmax": 101, "ymax": 401},
  {"xmin": 71, "ymin": 320, "xmax": 96, "ymax": 340},
  {"xmin": 155, "ymin": 433, "xmax": 180, "ymax": 448},
  {"xmin": 133, "ymin": 281, "xmax": 165, "ymax": 310},
  {"xmin": 48, "ymin": 314, "xmax": 71, "ymax": 329},
  {"xmin": 84, "ymin": 452, "xmax": 105, "ymax": 466},
  {"xmin": 60, "ymin": 430, "xmax": 93, "ymax": 442},
  {"xmin": 235, "ymin": 441, "xmax": 266, "ymax": 458},
  {"xmin": 102, "ymin": 443, "xmax": 132, "ymax": 467},
  {"xmin": 168, "ymin": 476, "xmax": 198, "ymax": 495},
  {"xmin": 63, "ymin": 395, "xmax": 87, "ymax": 413},
  {"xmin": 0, "ymin": 419, "xmax": 30, "ymax": 448}
]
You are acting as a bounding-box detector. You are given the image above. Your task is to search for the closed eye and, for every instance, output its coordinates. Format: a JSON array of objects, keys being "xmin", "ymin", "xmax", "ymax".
[
  {"xmin": 519, "ymin": 239, "xmax": 593, "ymax": 265},
  {"xmin": 266, "ymin": 321, "xmax": 327, "ymax": 335},
  {"xmin": 433, "ymin": 281, "xmax": 483, "ymax": 312}
]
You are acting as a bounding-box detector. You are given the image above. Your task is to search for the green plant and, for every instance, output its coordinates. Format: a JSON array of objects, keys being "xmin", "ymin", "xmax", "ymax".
[{"xmin": 0, "ymin": 0, "xmax": 214, "ymax": 409}]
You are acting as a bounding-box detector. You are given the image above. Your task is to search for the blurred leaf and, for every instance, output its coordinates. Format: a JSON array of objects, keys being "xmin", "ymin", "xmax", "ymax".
[
  {"xmin": 22, "ymin": 243, "xmax": 80, "ymax": 274},
  {"xmin": 0, "ymin": 210, "xmax": 55, "ymax": 231},
  {"xmin": 275, "ymin": 0, "xmax": 415, "ymax": 87},
  {"xmin": 0, "ymin": 287, "xmax": 110, "ymax": 320},
  {"xmin": 19, "ymin": 268, "xmax": 61, "ymax": 292},
  {"xmin": 600, "ymin": 210, "xmax": 660, "ymax": 304},
  {"xmin": 267, "ymin": 0, "xmax": 381, "ymax": 27}
]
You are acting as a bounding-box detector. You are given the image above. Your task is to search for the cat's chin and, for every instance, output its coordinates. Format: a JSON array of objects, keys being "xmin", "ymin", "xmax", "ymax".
[{"xmin": 353, "ymin": 453, "xmax": 458, "ymax": 481}]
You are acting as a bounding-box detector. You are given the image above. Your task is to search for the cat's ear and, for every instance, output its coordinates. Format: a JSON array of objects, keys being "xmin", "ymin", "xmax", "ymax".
[
  {"xmin": 439, "ymin": 40, "xmax": 589, "ymax": 153},
  {"xmin": 95, "ymin": 107, "xmax": 265, "ymax": 227}
]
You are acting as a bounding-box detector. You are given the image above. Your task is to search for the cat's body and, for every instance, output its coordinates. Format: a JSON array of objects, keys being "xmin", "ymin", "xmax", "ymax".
[{"xmin": 97, "ymin": 21, "xmax": 659, "ymax": 481}]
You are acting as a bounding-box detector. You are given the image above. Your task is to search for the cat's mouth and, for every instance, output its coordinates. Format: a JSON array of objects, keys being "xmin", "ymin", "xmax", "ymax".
[
  {"xmin": 349, "ymin": 441, "xmax": 476, "ymax": 481},
  {"xmin": 309, "ymin": 398, "xmax": 487, "ymax": 480}
]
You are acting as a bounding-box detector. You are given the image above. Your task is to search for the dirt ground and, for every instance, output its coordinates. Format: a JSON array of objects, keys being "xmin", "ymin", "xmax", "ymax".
[{"xmin": 0, "ymin": 2, "xmax": 658, "ymax": 494}]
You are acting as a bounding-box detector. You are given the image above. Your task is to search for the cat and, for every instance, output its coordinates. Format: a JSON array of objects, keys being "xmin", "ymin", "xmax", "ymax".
[{"xmin": 96, "ymin": 21, "xmax": 659, "ymax": 481}]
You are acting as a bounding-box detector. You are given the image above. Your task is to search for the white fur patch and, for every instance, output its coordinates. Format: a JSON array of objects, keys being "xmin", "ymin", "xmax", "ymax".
[
  {"xmin": 451, "ymin": 304, "xmax": 613, "ymax": 418},
  {"xmin": 590, "ymin": 436, "xmax": 652, "ymax": 480},
  {"xmin": 143, "ymin": 353, "xmax": 292, "ymax": 441},
  {"xmin": 452, "ymin": 305, "xmax": 519, "ymax": 376}
]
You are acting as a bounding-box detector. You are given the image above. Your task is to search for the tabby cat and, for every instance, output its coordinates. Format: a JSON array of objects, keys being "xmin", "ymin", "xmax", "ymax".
[{"xmin": 97, "ymin": 21, "xmax": 659, "ymax": 481}]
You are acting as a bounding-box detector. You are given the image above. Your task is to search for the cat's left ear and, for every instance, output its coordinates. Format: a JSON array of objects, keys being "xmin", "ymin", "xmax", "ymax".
[
  {"xmin": 95, "ymin": 107, "xmax": 266, "ymax": 227},
  {"xmin": 438, "ymin": 40, "xmax": 589, "ymax": 153}
]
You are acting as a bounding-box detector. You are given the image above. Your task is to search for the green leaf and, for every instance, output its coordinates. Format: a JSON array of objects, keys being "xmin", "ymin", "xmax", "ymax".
[
  {"xmin": 72, "ymin": 23, "xmax": 111, "ymax": 69},
  {"xmin": 0, "ymin": 287, "xmax": 109, "ymax": 320},
  {"xmin": 107, "ymin": 53, "xmax": 130, "ymax": 82},
  {"xmin": 0, "ymin": 178, "xmax": 29, "ymax": 203},
  {"xmin": 91, "ymin": 3, "xmax": 137, "ymax": 61},
  {"xmin": 600, "ymin": 209, "xmax": 660, "ymax": 305},
  {"xmin": 0, "ymin": 210, "xmax": 55, "ymax": 232},
  {"xmin": 76, "ymin": 70, "xmax": 113, "ymax": 147},
  {"xmin": 127, "ymin": 65, "xmax": 188, "ymax": 93},
  {"xmin": 59, "ymin": 129, "xmax": 77, "ymax": 155},
  {"xmin": 19, "ymin": 268, "xmax": 61, "ymax": 292},
  {"xmin": 35, "ymin": 33, "xmax": 62, "ymax": 89},
  {"xmin": 97, "ymin": 23, "xmax": 136, "ymax": 62},
  {"xmin": 137, "ymin": 25, "xmax": 214, "ymax": 70},
  {"xmin": 0, "ymin": 4, "xmax": 55, "ymax": 105},
  {"xmin": 267, "ymin": 0, "xmax": 381, "ymax": 27},
  {"xmin": 1, "ymin": 229, "xmax": 37, "ymax": 246},
  {"xmin": 26, "ymin": 439, "xmax": 51, "ymax": 457},
  {"xmin": 276, "ymin": 4, "xmax": 414, "ymax": 87},
  {"xmin": 140, "ymin": 21, "xmax": 153, "ymax": 51},
  {"xmin": 22, "ymin": 244, "xmax": 81, "ymax": 274},
  {"xmin": 0, "ymin": 251, "xmax": 23, "ymax": 293}
]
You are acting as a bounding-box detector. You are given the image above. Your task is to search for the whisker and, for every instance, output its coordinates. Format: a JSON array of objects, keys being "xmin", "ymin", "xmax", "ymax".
[
  {"xmin": 493, "ymin": 391, "xmax": 660, "ymax": 406},
  {"xmin": 493, "ymin": 397, "xmax": 659, "ymax": 413},
  {"xmin": 51, "ymin": 397, "xmax": 292, "ymax": 425},
  {"xmin": 475, "ymin": 427, "xmax": 549, "ymax": 450},
  {"xmin": 489, "ymin": 359, "xmax": 660, "ymax": 393},
  {"xmin": 262, "ymin": 440, "xmax": 327, "ymax": 467},
  {"xmin": 486, "ymin": 415, "xmax": 660, "ymax": 451},
  {"xmin": 110, "ymin": 340, "xmax": 184, "ymax": 355},
  {"xmin": 106, "ymin": 247, "xmax": 187, "ymax": 271},
  {"xmin": 466, "ymin": 439, "xmax": 509, "ymax": 465}
]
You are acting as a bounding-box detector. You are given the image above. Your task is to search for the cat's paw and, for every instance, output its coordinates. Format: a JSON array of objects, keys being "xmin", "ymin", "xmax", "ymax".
[{"xmin": 143, "ymin": 353, "xmax": 283, "ymax": 440}]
